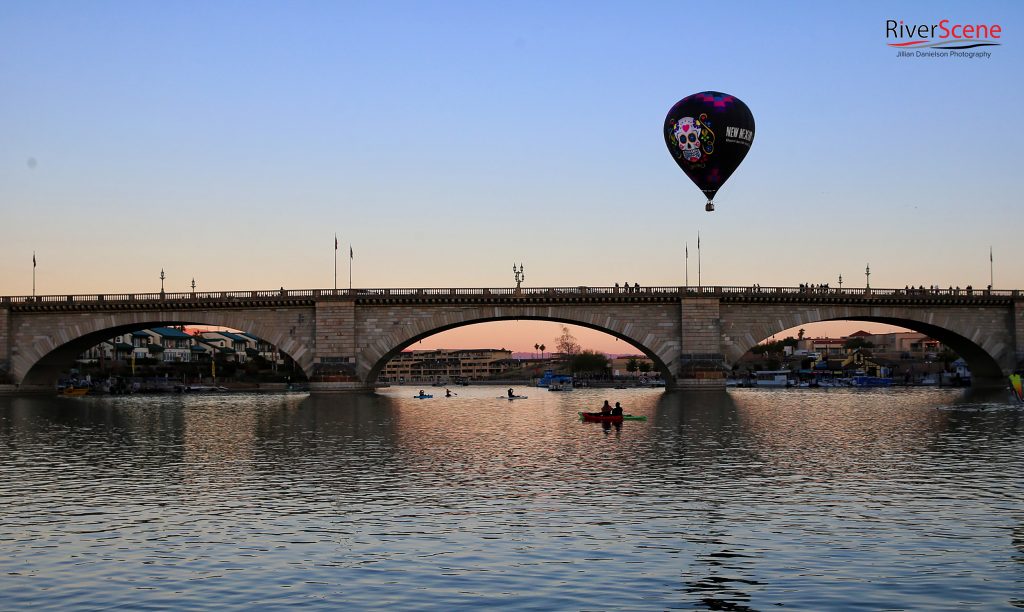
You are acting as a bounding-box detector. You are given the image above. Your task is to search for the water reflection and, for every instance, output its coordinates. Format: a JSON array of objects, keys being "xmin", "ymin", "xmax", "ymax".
[{"xmin": 0, "ymin": 387, "xmax": 1020, "ymax": 610}]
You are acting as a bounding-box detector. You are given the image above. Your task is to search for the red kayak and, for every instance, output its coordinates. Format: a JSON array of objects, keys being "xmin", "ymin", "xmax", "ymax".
[{"xmin": 579, "ymin": 412, "xmax": 624, "ymax": 423}]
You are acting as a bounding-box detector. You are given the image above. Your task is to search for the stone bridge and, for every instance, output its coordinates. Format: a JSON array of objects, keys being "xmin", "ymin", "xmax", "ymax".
[{"xmin": 1, "ymin": 285, "xmax": 1022, "ymax": 393}]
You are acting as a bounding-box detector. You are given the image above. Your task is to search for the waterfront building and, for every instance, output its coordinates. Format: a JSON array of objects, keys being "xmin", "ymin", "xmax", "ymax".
[
  {"xmin": 144, "ymin": 327, "xmax": 196, "ymax": 363},
  {"xmin": 238, "ymin": 332, "xmax": 282, "ymax": 364},
  {"xmin": 795, "ymin": 331, "xmax": 943, "ymax": 360},
  {"xmin": 863, "ymin": 332, "xmax": 942, "ymax": 359},
  {"xmin": 380, "ymin": 349, "xmax": 516, "ymax": 383},
  {"xmin": 72, "ymin": 326, "xmax": 288, "ymax": 376},
  {"xmin": 794, "ymin": 337, "xmax": 847, "ymax": 357},
  {"xmin": 117, "ymin": 328, "xmax": 197, "ymax": 363},
  {"xmin": 199, "ymin": 331, "xmax": 255, "ymax": 363}
]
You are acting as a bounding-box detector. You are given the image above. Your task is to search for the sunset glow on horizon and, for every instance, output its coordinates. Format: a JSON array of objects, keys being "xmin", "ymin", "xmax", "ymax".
[{"xmin": 413, "ymin": 320, "xmax": 909, "ymax": 355}]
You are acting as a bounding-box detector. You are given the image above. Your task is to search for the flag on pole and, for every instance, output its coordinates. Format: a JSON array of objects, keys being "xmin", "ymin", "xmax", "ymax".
[
  {"xmin": 33, "ymin": 252, "xmax": 36, "ymax": 268},
  {"xmin": 990, "ymin": 246, "xmax": 995, "ymax": 289},
  {"xmin": 684, "ymin": 242, "xmax": 689, "ymax": 287},
  {"xmin": 350, "ymin": 245, "xmax": 353, "ymax": 259},
  {"xmin": 697, "ymin": 231, "xmax": 702, "ymax": 287},
  {"xmin": 335, "ymin": 235, "xmax": 338, "ymax": 251}
]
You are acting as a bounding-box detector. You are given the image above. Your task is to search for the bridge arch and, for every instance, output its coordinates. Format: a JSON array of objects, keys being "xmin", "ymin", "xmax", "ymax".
[
  {"xmin": 11, "ymin": 310, "xmax": 316, "ymax": 388},
  {"xmin": 357, "ymin": 304, "xmax": 681, "ymax": 387},
  {"xmin": 720, "ymin": 303, "xmax": 1014, "ymax": 386}
]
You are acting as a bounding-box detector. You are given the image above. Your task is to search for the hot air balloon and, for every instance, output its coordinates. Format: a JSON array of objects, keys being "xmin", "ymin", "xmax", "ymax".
[{"xmin": 664, "ymin": 91, "xmax": 755, "ymax": 212}]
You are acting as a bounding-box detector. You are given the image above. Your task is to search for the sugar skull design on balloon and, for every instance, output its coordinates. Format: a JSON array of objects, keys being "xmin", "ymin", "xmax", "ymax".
[
  {"xmin": 672, "ymin": 114, "xmax": 715, "ymax": 163},
  {"xmin": 664, "ymin": 91, "xmax": 754, "ymax": 212}
]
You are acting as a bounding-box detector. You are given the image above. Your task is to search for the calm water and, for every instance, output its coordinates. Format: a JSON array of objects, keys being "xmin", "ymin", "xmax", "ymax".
[{"xmin": 0, "ymin": 386, "xmax": 1021, "ymax": 610}]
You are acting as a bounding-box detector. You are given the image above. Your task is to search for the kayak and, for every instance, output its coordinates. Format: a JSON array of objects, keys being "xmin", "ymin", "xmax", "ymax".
[
  {"xmin": 578, "ymin": 412, "xmax": 647, "ymax": 422},
  {"xmin": 498, "ymin": 395, "xmax": 529, "ymax": 400},
  {"xmin": 413, "ymin": 394, "xmax": 433, "ymax": 399}
]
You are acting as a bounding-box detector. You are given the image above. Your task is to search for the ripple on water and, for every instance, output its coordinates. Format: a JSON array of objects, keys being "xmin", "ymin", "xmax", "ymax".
[{"xmin": 0, "ymin": 387, "xmax": 1021, "ymax": 609}]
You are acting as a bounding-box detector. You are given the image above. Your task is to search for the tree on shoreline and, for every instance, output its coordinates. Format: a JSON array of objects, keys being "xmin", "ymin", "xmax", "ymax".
[{"xmin": 555, "ymin": 326, "xmax": 580, "ymax": 356}]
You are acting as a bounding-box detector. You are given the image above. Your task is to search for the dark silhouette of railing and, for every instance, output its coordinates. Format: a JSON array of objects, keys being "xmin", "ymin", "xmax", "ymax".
[{"xmin": 2, "ymin": 285, "xmax": 1019, "ymax": 306}]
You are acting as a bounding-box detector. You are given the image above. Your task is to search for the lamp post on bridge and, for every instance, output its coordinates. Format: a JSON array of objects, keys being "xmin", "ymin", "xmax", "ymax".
[
  {"xmin": 513, "ymin": 263, "xmax": 525, "ymax": 294},
  {"xmin": 865, "ymin": 264, "xmax": 871, "ymax": 292},
  {"xmin": 160, "ymin": 269, "xmax": 165, "ymax": 299},
  {"xmin": 838, "ymin": 274, "xmax": 843, "ymax": 290},
  {"xmin": 191, "ymin": 278, "xmax": 196, "ymax": 296}
]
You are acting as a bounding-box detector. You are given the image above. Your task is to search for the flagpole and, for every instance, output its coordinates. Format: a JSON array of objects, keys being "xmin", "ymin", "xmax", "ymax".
[
  {"xmin": 990, "ymin": 246, "xmax": 994, "ymax": 288},
  {"xmin": 32, "ymin": 251, "xmax": 36, "ymax": 297},
  {"xmin": 684, "ymin": 243, "xmax": 689, "ymax": 288},
  {"xmin": 697, "ymin": 232, "xmax": 702, "ymax": 288},
  {"xmin": 349, "ymin": 244, "xmax": 353, "ymax": 291},
  {"xmin": 334, "ymin": 234, "xmax": 338, "ymax": 292}
]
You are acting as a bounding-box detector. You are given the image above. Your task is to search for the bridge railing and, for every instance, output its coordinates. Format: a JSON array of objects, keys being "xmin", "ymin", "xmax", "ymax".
[{"xmin": 2, "ymin": 285, "xmax": 1020, "ymax": 305}]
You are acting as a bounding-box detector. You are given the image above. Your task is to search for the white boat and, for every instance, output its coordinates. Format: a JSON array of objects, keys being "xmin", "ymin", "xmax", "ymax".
[{"xmin": 754, "ymin": 370, "xmax": 793, "ymax": 387}]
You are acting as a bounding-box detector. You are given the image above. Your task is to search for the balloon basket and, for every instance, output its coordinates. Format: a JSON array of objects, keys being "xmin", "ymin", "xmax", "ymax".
[{"xmin": 705, "ymin": 201, "xmax": 715, "ymax": 212}]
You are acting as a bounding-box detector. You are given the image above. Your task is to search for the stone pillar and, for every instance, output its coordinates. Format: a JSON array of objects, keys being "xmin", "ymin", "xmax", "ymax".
[
  {"xmin": 678, "ymin": 297, "xmax": 726, "ymax": 390},
  {"xmin": 0, "ymin": 306, "xmax": 9, "ymax": 378},
  {"xmin": 311, "ymin": 299, "xmax": 368, "ymax": 393},
  {"xmin": 1015, "ymin": 300, "xmax": 1024, "ymax": 368}
]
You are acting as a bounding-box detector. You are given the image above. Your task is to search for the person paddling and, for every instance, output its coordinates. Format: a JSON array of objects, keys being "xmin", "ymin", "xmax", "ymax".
[
  {"xmin": 507, "ymin": 388, "xmax": 515, "ymax": 398},
  {"xmin": 611, "ymin": 402, "xmax": 623, "ymax": 416},
  {"xmin": 600, "ymin": 400, "xmax": 612, "ymax": 415}
]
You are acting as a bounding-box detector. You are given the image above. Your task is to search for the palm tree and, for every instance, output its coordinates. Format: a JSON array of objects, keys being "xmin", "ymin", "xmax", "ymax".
[
  {"xmin": 534, "ymin": 343, "xmax": 540, "ymax": 360},
  {"xmin": 539, "ymin": 344, "xmax": 546, "ymax": 360}
]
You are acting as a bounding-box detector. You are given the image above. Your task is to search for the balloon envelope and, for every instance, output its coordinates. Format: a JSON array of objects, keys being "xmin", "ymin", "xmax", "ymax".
[{"xmin": 664, "ymin": 91, "xmax": 755, "ymax": 210}]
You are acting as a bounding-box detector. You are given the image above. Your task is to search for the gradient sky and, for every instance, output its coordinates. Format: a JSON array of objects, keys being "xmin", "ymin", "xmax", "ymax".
[{"xmin": 2, "ymin": 1, "xmax": 1020, "ymax": 352}]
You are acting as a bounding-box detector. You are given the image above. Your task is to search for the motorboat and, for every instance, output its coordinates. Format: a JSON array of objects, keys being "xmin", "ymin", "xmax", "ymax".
[{"xmin": 754, "ymin": 370, "xmax": 792, "ymax": 387}]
